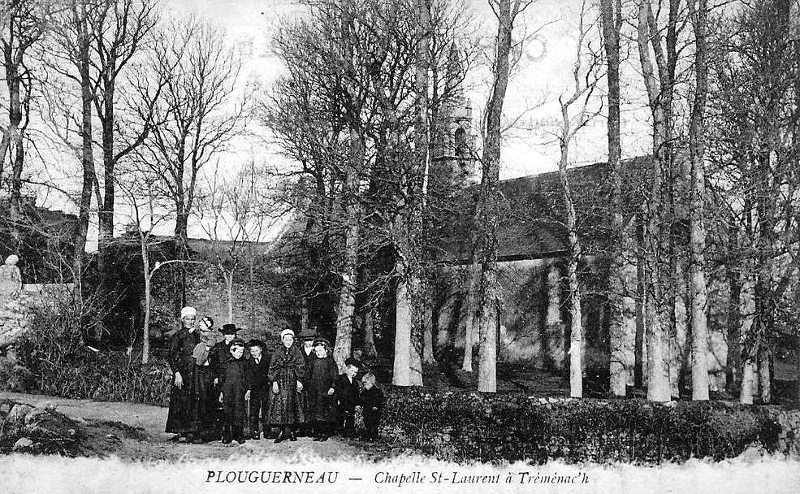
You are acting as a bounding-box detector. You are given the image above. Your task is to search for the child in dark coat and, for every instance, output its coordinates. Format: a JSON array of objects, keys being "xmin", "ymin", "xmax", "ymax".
[
  {"xmin": 304, "ymin": 338, "xmax": 339, "ymax": 441},
  {"xmin": 334, "ymin": 357, "xmax": 361, "ymax": 437},
  {"xmin": 359, "ymin": 372, "xmax": 384, "ymax": 441},
  {"xmin": 246, "ymin": 339, "xmax": 270, "ymax": 440},
  {"xmin": 218, "ymin": 339, "xmax": 249, "ymax": 444}
]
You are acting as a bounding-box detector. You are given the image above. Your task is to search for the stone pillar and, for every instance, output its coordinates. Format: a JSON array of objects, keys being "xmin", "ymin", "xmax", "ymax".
[{"xmin": 0, "ymin": 255, "xmax": 22, "ymax": 299}]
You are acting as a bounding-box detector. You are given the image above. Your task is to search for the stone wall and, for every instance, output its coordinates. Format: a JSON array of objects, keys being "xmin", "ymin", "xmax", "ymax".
[
  {"xmin": 0, "ymin": 284, "xmax": 75, "ymax": 349},
  {"xmin": 150, "ymin": 262, "xmax": 295, "ymax": 345}
]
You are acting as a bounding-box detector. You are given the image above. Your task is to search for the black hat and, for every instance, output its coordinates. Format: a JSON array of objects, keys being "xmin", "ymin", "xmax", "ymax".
[
  {"xmin": 247, "ymin": 339, "xmax": 265, "ymax": 349},
  {"xmin": 344, "ymin": 357, "xmax": 362, "ymax": 369},
  {"xmin": 299, "ymin": 328, "xmax": 317, "ymax": 340},
  {"xmin": 313, "ymin": 337, "xmax": 331, "ymax": 348},
  {"xmin": 220, "ymin": 323, "xmax": 237, "ymax": 335},
  {"xmin": 230, "ymin": 338, "xmax": 246, "ymax": 348}
]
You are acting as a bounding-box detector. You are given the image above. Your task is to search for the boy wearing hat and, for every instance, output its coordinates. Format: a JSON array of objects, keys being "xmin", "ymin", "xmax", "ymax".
[
  {"xmin": 335, "ymin": 357, "xmax": 362, "ymax": 437},
  {"xmin": 211, "ymin": 324, "xmax": 238, "ymax": 384},
  {"xmin": 304, "ymin": 338, "xmax": 339, "ymax": 441},
  {"xmin": 219, "ymin": 338, "xmax": 249, "ymax": 444},
  {"xmin": 246, "ymin": 339, "xmax": 270, "ymax": 440}
]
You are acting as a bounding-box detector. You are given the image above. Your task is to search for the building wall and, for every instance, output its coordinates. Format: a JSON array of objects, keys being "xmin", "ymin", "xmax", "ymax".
[
  {"xmin": 434, "ymin": 257, "xmax": 730, "ymax": 390},
  {"xmin": 150, "ymin": 263, "xmax": 296, "ymax": 347}
]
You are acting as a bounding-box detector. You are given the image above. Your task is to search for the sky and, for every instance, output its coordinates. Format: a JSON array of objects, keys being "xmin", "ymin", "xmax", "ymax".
[{"xmin": 164, "ymin": 0, "xmax": 652, "ymax": 179}]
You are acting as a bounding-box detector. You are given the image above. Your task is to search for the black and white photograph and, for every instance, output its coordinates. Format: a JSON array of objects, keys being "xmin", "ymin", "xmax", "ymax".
[{"xmin": 0, "ymin": 0, "xmax": 798, "ymax": 492}]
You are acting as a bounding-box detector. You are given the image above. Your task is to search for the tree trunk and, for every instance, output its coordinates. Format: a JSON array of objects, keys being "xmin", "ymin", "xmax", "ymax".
[
  {"xmin": 738, "ymin": 277, "xmax": 756, "ymax": 404},
  {"xmin": 423, "ymin": 300, "xmax": 435, "ymax": 364},
  {"xmin": 567, "ymin": 244, "xmax": 582, "ymax": 398},
  {"xmin": 73, "ymin": 4, "xmax": 95, "ymax": 286},
  {"xmin": 97, "ymin": 85, "xmax": 115, "ymax": 302},
  {"xmin": 477, "ymin": 290, "xmax": 497, "ymax": 393},
  {"xmin": 461, "ymin": 263, "xmax": 480, "ymax": 371},
  {"xmin": 600, "ymin": 0, "xmax": 626, "ymax": 398},
  {"xmin": 472, "ymin": 0, "xmax": 514, "ymax": 394},
  {"xmin": 225, "ymin": 271, "xmax": 234, "ymax": 324},
  {"xmin": 739, "ymin": 358, "xmax": 757, "ymax": 405},
  {"xmin": 557, "ymin": 90, "xmax": 584, "ymax": 397},
  {"xmin": 301, "ymin": 296, "xmax": 310, "ymax": 335},
  {"xmin": 333, "ymin": 132, "xmax": 361, "ymax": 371},
  {"xmin": 637, "ymin": 0, "xmax": 676, "ymax": 402},
  {"xmin": 393, "ymin": 262, "xmax": 418, "ymax": 385},
  {"xmin": 362, "ymin": 308, "xmax": 378, "ymax": 358},
  {"xmin": 688, "ymin": 0, "xmax": 710, "ymax": 401},
  {"xmin": 142, "ymin": 239, "xmax": 151, "ymax": 364},
  {"xmin": 635, "ymin": 220, "xmax": 646, "ymax": 388},
  {"xmin": 725, "ymin": 245, "xmax": 742, "ymax": 394},
  {"xmin": 174, "ymin": 208, "xmax": 189, "ymax": 311},
  {"xmin": 758, "ymin": 345, "xmax": 771, "ymax": 404}
]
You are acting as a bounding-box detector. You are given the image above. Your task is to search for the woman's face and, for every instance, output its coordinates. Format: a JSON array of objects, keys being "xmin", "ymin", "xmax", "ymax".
[
  {"xmin": 250, "ymin": 346, "xmax": 263, "ymax": 359},
  {"xmin": 314, "ymin": 345, "xmax": 327, "ymax": 358},
  {"xmin": 182, "ymin": 316, "xmax": 196, "ymax": 329},
  {"xmin": 282, "ymin": 334, "xmax": 294, "ymax": 347}
]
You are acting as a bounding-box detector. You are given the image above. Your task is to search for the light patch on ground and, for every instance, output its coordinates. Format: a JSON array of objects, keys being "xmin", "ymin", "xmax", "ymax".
[{"xmin": 2, "ymin": 452, "xmax": 799, "ymax": 494}]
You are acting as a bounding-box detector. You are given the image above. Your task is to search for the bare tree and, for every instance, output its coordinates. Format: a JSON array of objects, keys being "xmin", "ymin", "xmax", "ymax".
[
  {"xmin": 118, "ymin": 171, "xmax": 171, "ymax": 364},
  {"xmin": 89, "ymin": 0, "xmax": 159, "ymax": 307},
  {"xmin": 555, "ymin": 0, "xmax": 602, "ymax": 398},
  {"xmin": 635, "ymin": 0, "xmax": 683, "ymax": 402},
  {"xmin": 465, "ymin": 0, "xmax": 536, "ymax": 392},
  {"xmin": 0, "ymin": 0, "xmax": 50, "ymax": 243},
  {"xmin": 687, "ymin": 0, "xmax": 709, "ymax": 400},
  {"xmin": 196, "ymin": 160, "xmax": 277, "ymax": 324},
  {"xmin": 45, "ymin": 0, "xmax": 98, "ymax": 282},
  {"xmin": 134, "ymin": 15, "xmax": 244, "ymax": 309},
  {"xmin": 599, "ymin": 0, "xmax": 634, "ymax": 398}
]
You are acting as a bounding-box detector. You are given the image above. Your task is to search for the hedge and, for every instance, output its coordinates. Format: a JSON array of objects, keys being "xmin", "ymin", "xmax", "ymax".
[{"xmin": 380, "ymin": 387, "xmax": 785, "ymax": 464}]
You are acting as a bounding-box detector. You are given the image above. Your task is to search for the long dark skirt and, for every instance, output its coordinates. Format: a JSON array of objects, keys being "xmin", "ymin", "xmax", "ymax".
[
  {"xmin": 191, "ymin": 365, "xmax": 218, "ymax": 438},
  {"xmin": 266, "ymin": 386, "xmax": 305, "ymax": 425},
  {"xmin": 165, "ymin": 364, "xmax": 198, "ymax": 434}
]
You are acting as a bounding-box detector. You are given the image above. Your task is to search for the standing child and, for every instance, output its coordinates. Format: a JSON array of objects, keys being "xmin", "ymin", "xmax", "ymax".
[
  {"xmin": 218, "ymin": 339, "xmax": 249, "ymax": 444},
  {"xmin": 334, "ymin": 358, "xmax": 361, "ymax": 437},
  {"xmin": 266, "ymin": 328, "xmax": 306, "ymax": 443},
  {"xmin": 304, "ymin": 338, "xmax": 338, "ymax": 441},
  {"xmin": 246, "ymin": 339, "xmax": 269, "ymax": 440},
  {"xmin": 359, "ymin": 372, "xmax": 384, "ymax": 441}
]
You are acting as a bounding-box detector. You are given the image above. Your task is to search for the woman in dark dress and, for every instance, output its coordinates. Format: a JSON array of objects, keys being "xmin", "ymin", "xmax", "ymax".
[
  {"xmin": 165, "ymin": 306, "xmax": 201, "ymax": 442},
  {"xmin": 266, "ymin": 328, "xmax": 306, "ymax": 443},
  {"xmin": 190, "ymin": 316, "xmax": 218, "ymax": 442},
  {"xmin": 304, "ymin": 338, "xmax": 339, "ymax": 441}
]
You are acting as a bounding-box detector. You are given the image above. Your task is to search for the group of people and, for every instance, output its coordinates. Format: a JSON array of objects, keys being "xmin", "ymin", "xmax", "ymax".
[{"xmin": 165, "ymin": 306, "xmax": 385, "ymax": 445}]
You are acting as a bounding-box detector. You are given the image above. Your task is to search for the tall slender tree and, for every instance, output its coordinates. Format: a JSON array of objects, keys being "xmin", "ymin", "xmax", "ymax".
[{"xmin": 688, "ymin": 0, "xmax": 710, "ymax": 400}]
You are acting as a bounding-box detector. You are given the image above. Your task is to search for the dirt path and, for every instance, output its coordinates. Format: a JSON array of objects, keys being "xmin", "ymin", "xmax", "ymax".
[{"xmin": 0, "ymin": 391, "xmax": 383, "ymax": 461}]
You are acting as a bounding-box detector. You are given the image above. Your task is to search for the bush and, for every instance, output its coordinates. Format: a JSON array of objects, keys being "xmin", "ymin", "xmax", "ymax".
[
  {"xmin": 0, "ymin": 357, "xmax": 35, "ymax": 392},
  {"xmin": 381, "ymin": 387, "xmax": 784, "ymax": 464},
  {"xmin": 14, "ymin": 293, "xmax": 171, "ymax": 406}
]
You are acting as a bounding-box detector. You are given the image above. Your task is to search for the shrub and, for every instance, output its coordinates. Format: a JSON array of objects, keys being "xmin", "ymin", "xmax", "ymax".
[
  {"xmin": 0, "ymin": 357, "xmax": 35, "ymax": 392},
  {"xmin": 14, "ymin": 292, "xmax": 171, "ymax": 406},
  {"xmin": 381, "ymin": 387, "xmax": 785, "ymax": 464}
]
